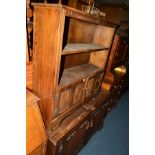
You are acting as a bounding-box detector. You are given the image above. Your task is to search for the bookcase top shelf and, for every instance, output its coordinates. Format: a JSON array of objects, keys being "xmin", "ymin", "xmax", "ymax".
[
  {"xmin": 31, "ymin": 3, "xmax": 118, "ymax": 27},
  {"xmin": 59, "ymin": 63, "xmax": 103, "ymax": 89},
  {"xmin": 62, "ymin": 43, "xmax": 109, "ymax": 55}
]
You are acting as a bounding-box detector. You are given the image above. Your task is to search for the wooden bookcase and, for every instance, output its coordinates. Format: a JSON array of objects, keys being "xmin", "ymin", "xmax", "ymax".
[{"xmin": 31, "ymin": 3, "xmax": 117, "ymax": 133}]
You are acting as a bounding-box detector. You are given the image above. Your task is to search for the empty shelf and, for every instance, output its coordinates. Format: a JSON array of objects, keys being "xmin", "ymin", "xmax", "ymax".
[{"xmin": 62, "ymin": 43, "xmax": 109, "ymax": 55}]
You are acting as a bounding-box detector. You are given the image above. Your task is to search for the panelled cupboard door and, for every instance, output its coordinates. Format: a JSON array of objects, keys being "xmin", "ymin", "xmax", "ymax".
[
  {"xmin": 57, "ymin": 120, "xmax": 89, "ymax": 155},
  {"xmin": 88, "ymin": 103, "xmax": 108, "ymax": 136},
  {"xmin": 58, "ymin": 79, "xmax": 86, "ymax": 114}
]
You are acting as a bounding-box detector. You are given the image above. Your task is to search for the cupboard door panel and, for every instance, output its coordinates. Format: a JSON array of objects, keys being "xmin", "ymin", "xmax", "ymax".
[
  {"xmin": 58, "ymin": 121, "xmax": 88, "ymax": 155},
  {"xmin": 93, "ymin": 73, "xmax": 103, "ymax": 93},
  {"xmin": 59, "ymin": 89, "xmax": 71, "ymax": 113},
  {"xmin": 85, "ymin": 77, "xmax": 95, "ymax": 97},
  {"xmin": 88, "ymin": 105, "xmax": 107, "ymax": 136},
  {"xmin": 73, "ymin": 82, "xmax": 85, "ymax": 105}
]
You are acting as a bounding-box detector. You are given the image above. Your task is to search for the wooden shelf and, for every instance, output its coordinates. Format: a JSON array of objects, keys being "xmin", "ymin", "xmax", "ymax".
[
  {"xmin": 62, "ymin": 43, "xmax": 109, "ymax": 55},
  {"xmin": 59, "ymin": 63, "xmax": 103, "ymax": 88}
]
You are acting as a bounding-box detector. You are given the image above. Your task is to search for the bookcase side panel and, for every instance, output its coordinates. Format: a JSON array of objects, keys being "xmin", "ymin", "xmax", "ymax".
[{"xmin": 32, "ymin": 6, "xmax": 65, "ymax": 129}]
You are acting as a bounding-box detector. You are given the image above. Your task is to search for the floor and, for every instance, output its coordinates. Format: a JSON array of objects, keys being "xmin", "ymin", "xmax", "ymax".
[{"xmin": 78, "ymin": 90, "xmax": 129, "ymax": 155}]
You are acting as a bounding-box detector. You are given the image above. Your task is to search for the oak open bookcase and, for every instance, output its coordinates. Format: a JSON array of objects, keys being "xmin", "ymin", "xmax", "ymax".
[{"xmin": 31, "ymin": 3, "xmax": 117, "ymax": 134}]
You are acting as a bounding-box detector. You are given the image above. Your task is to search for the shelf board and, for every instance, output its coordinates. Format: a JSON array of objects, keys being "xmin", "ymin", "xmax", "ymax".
[
  {"xmin": 59, "ymin": 63, "xmax": 103, "ymax": 88},
  {"xmin": 62, "ymin": 43, "xmax": 109, "ymax": 55}
]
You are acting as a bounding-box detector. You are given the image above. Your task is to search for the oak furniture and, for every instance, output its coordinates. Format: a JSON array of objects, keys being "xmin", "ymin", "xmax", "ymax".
[
  {"xmin": 31, "ymin": 2, "xmax": 117, "ymax": 132},
  {"xmin": 31, "ymin": 3, "xmax": 117, "ymax": 155},
  {"xmin": 47, "ymin": 90, "xmax": 110, "ymax": 155},
  {"xmin": 26, "ymin": 89, "xmax": 47, "ymax": 155},
  {"xmin": 26, "ymin": 2, "xmax": 129, "ymax": 155},
  {"xmin": 102, "ymin": 30, "xmax": 128, "ymax": 91},
  {"xmin": 26, "ymin": 0, "xmax": 33, "ymax": 90}
]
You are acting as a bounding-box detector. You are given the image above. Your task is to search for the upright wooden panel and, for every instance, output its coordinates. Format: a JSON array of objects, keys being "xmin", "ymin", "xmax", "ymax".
[
  {"xmin": 89, "ymin": 50, "xmax": 109, "ymax": 68},
  {"xmin": 26, "ymin": 90, "xmax": 47, "ymax": 155},
  {"xmin": 32, "ymin": 6, "xmax": 65, "ymax": 129},
  {"xmin": 68, "ymin": 18, "xmax": 96, "ymax": 43},
  {"xmin": 26, "ymin": 62, "xmax": 33, "ymax": 90},
  {"xmin": 59, "ymin": 89, "xmax": 71, "ymax": 113},
  {"xmin": 73, "ymin": 82, "xmax": 85, "ymax": 105},
  {"xmin": 63, "ymin": 53, "xmax": 90, "ymax": 69},
  {"xmin": 26, "ymin": 32, "xmax": 29, "ymax": 63},
  {"xmin": 90, "ymin": 25, "xmax": 116, "ymax": 69},
  {"xmin": 93, "ymin": 25, "xmax": 115, "ymax": 47}
]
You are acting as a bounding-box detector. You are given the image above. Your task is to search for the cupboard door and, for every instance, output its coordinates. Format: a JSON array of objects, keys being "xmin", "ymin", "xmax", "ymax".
[
  {"xmin": 88, "ymin": 104, "xmax": 107, "ymax": 136},
  {"xmin": 58, "ymin": 121, "xmax": 89, "ymax": 155}
]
